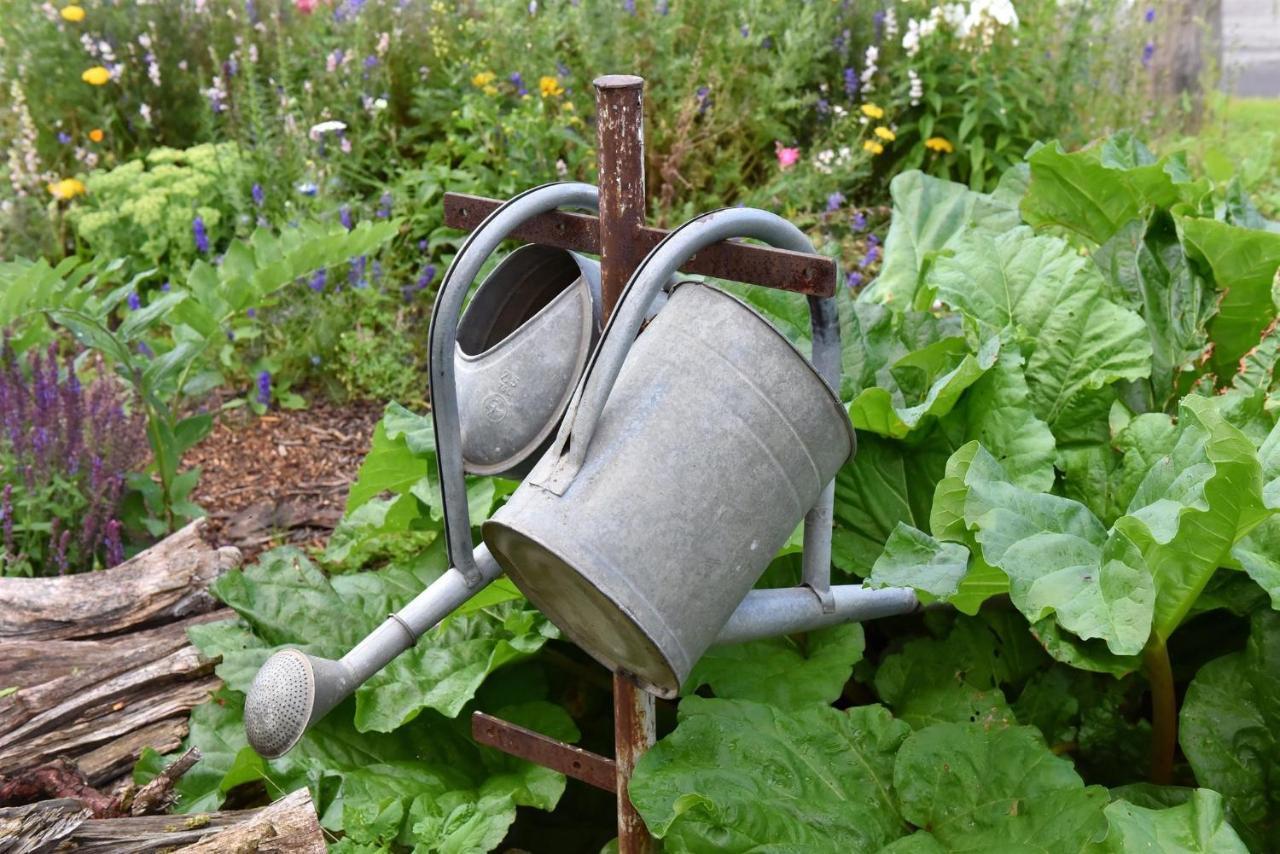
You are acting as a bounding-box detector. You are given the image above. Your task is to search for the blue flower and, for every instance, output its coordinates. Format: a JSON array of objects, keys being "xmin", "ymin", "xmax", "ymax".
[
  {"xmin": 843, "ymin": 67, "xmax": 859, "ymax": 97},
  {"xmin": 192, "ymin": 215, "xmax": 210, "ymax": 253},
  {"xmin": 137, "ymin": 341, "xmax": 154, "ymax": 357},
  {"xmin": 845, "ymin": 271, "xmax": 864, "ymax": 289},
  {"xmin": 623, "ymin": 0, "xmax": 635, "ymax": 15},
  {"xmin": 557, "ymin": 60, "xmax": 572, "ymax": 78},
  {"xmin": 309, "ymin": 269, "xmax": 328, "ymax": 292},
  {"xmin": 256, "ymin": 370, "xmax": 271, "ymax": 406},
  {"xmin": 297, "ymin": 182, "xmax": 319, "ymax": 197},
  {"xmin": 57, "ymin": 131, "xmax": 72, "ymax": 145},
  {"xmin": 160, "ymin": 281, "xmax": 171, "ymax": 292},
  {"xmin": 859, "ymin": 244, "xmax": 881, "ymax": 269},
  {"xmin": 349, "ymin": 255, "xmax": 367, "ymax": 288},
  {"xmin": 816, "ymin": 97, "xmax": 830, "ymax": 115},
  {"xmin": 252, "ymin": 183, "xmax": 265, "ymax": 207},
  {"xmin": 376, "ymin": 191, "xmax": 393, "ymax": 218},
  {"xmin": 739, "ymin": 24, "xmax": 749, "ymax": 38},
  {"xmin": 1144, "ymin": 7, "xmax": 1155, "ymax": 23},
  {"xmin": 510, "ymin": 71, "xmax": 527, "ymax": 96},
  {"xmin": 826, "ymin": 192, "xmax": 845, "ymax": 212},
  {"xmin": 364, "ymin": 55, "xmax": 378, "ymax": 69},
  {"xmin": 418, "ymin": 238, "xmax": 429, "ymax": 252},
  {"xmin": 695, "ymin": 85, "xmax": 712, "ymax": 114},
  {"xmin": 850, "ymin": 210, "xmax": 867, "ymax": 231},
  {"xmin": 127, "ymin": 291, "xmax": 141, "ymax": 311},
  {"xmin": 246, "ymin": 308, "xmax": 256, "ymax": 318},
  {"xmin": 339, "ymin": 205, "xmax": 353, "ymax": 230},
  {"xmin": 1142, "ymin": 41, "xmax": 1155, "ymax": 68}
]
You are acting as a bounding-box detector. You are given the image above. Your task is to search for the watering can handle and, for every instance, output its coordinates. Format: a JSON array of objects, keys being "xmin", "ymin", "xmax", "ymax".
[
  {"xmin": 531, "ymin": 207, "xmax": 845, "ymax": 610},
  {"xmin": 429, "ymin": 182, "xmax": 600, "ymax": 586}
]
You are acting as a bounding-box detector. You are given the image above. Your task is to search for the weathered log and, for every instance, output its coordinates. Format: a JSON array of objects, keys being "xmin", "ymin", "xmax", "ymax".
[
  {"xmin": 0, "ymin": 519, "xmax": 240, "ymax": 642},
  {"xmin": 0, "ymin": 520, "xmax": 241, "ymax": 786},
  {"xmin": 0, "ymin": 788, "xmax": 326, "ymax": 853},
  {"xmin": 128, "ymin": 747, "xmax": 201, "ymax": 817}
]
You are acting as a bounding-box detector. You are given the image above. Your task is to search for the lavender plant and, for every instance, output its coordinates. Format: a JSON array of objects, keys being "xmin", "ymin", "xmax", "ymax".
[{"xmin": 0, "ymin": 339, "xmax": 146, "ymax": 576}]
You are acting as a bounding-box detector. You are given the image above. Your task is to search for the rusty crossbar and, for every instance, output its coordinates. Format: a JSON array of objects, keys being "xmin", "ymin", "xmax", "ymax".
[
  {"xmin": 443, "ymin": 193, "xmax": 838, "ymax": 298},
  {"xmin": 472, "ymin": 711, "xmax": 619, "ymax": 793}
]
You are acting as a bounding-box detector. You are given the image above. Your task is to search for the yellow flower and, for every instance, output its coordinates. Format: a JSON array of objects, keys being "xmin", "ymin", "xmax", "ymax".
[
  {"xmin": 924, "ymin": 136, "xmax": 955, "ymax": 154},
  {"xmin": 539, "ymin": 75, "xmax": 564, "ymax": 98},
  {"xmin": 563, "ymin": 101, "xmax": 574, "ymax": 111},
  {"xmin": 874, "ymin": 126, "xmax": 896, "ymax": 142},
  {"xmin": 81, "ymin": 66, "xmax": 111, "ymax": 86},
  {"xmin": 48, "ymin": 178, "xmax": 86, "ymax": 199},
  {"xmin": 88, "ymin": 128, "xmax": 104, "ymax": 142},
  {"xmin": 471, "ymin": 70, "xmax": 496, "ymax": 88},
  {"xmin": 863, "ymin": 140, "xmax": 885, "ymax": 155},
  {"xmin": 60, "ymin": 4, "xmax": 85, "ymax": 22},
  {"xmin": 482, "ymin": 84, "xmax": 498, "ymax": 96},
  {"xmin": 860, "ymin": 103, "xmax": 884, "ymax": 119}
]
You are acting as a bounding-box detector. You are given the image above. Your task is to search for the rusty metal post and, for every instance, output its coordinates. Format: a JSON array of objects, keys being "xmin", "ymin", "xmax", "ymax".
[
  {"xmin": 613, "ymin": 672, "xmax": 656, "ymax": 853},
  {"xmin": 595, "ymin": 73, "xmax": 657, "ymax": 854},
  {"xmin": 594, "ymin": 74, "xmax": 647, "ymax": 320}
]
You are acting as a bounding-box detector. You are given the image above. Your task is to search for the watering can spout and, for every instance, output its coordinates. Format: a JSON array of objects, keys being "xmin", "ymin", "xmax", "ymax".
[{"xmin": 243, "ymin": 545, "xmax": 503, "ymax": 758}]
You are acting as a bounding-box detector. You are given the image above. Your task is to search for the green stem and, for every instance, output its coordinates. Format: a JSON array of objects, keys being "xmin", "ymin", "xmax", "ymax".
[{"xmin": 1144, "ymin": 637, "xmax": 1177, "ymax": 785}]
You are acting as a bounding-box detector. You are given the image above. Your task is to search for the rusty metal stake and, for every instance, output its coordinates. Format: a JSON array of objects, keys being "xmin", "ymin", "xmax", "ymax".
[
  {"xmin": 472, "ymin": 711, "xmax": 618, "ymax": 793},
  {"xmin": 594, "ymin": 74, "xmax": 649, "ymax": 319},
  {"xmin": 613, "ymin": 672, "xmax": 657, "ymax": 853}
]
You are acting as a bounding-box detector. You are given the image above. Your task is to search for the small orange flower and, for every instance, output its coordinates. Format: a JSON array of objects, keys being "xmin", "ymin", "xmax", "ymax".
[{"xmin": 88, "ymin": 128, "xmax": 104, "ymax": 142}]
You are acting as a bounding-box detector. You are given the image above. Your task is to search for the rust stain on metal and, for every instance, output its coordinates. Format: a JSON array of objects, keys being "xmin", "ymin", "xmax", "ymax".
[
  {"xmin": 614, "ymin": 672, "xmax": 657, "ymax": 854},
  {"xmin": 471, "ymin": 711, "xmax": 618, "ymax": 793},
  {"xmin": 444, "ymin": 193, "xmax": 836, "ymax": 298}
]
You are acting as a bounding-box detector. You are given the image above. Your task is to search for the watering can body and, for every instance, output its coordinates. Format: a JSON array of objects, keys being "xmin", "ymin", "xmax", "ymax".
[
  {"xmin": 485, "ymin": 274, "xmax": 854, "ymax": 698},
  {"xmin": 456, "ymin": 244, "xmax": 602, "ymax": 479}
]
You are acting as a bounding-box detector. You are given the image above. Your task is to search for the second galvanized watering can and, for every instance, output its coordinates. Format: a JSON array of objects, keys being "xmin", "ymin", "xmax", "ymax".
[{"xmin": 484, "ymin": 208, "xmax": 855, "ymax": 697}]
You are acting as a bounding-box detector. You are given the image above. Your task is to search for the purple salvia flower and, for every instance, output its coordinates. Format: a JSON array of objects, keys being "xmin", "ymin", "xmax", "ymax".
[
  {"xmin": 851, "ymin": 210, "xmax": 867, "ymax": 231},
  {"xmin": 127, "ymin": 291, "xmax": 142, "ymax": 311},
  {"xmin": 137, "ymin": 341, "xmax": 153, "ymax": 357},
  {"xmin": 556, "ymin": 60, "xmax": 572, "ymax": 77},
  {"xmin": 256, "ymin": 370, "xmax": 272, "ymax": 406},
  {"xmin": 816, "ymin": 98, "xmax": 830, "ymax": 115},
  {"xmin": 826, "ymin": 192, "xmax": 845, "ymax": 212},
  {"xmin": 622, "ymin": 0, "xmax": 635, "ymax": 14},
  {"xmin": 377, "ymin": 191, "xmax": 393, "ymax": 218},
  {"xmin": 1144, "ymin": 7, "xmax": 1155, "ymax": 23},
  {"xmin": 695, "ymin": 85, "xmax": 712, "ymax": 114},
  {"xmin": 845, "ymin": 271, "xmax": 864, "ymax": 290},
  {"xmin": 859, "ymin": 244, "xmax": 881, "ymax": 269},
  {"xmin": 349, "ymin": 255, "xmax": 367, "ymax": 288},
  {"xmin": 160, "ymin": 281, "xmax": 171, "ymax": 292},
  {"xmin": 309, "ymin": 269, "xmax": 328, "ymax": 292},
  {"xmin": 873, "ymin": 9, "xmax": 885, "ymax": 42},
  {"xmin": 867, "ymin": 233, "xmax": 880, "ymax": 248},
  {"xmin": 103, "ymin": 519, "xmax": 124, "ymax": 568},
  {"xmin": 252, "ymin": 183, "xmax": 265, "ymax": 206},
  {"xmin": 1141, "ymin": 41, "xmax": 1155, "ymax": 68},
  {"xmin": 339, "ymin": 205, "xmax": 353, "ymax": 230},
  {"xmin": 417, "ymin": 238, "xmax": 429, "ymax": 252},
  {"xmin": 510, "ymin": 71, "xmax": 527, "ymax": 96},
  {"xmin": 739, "ymin": 24, "xmax": 749, "ymax": 38},
  {"xmin": 843, "ymin": 67, "xmax": 858, "ymax": 98},
  {"xmin": 1, "ymin": 484, "xmax": 13, "ymax": 560},
  {"xmin": 761, "ymin": 36, "xmax": 773, "ymax": 49},
  {"xmin": 192, "ymin": 215, "xmax": 210, "ymax": 253}
]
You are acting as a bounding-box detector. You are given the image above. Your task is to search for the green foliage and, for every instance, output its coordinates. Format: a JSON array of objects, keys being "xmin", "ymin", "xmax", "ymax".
[
  {"xmin": 66, "ymin": 144, "xmax": 249, "ymax": 277},
  {"xmin": 136, "ymin": 404, "xmax": 569, "ymax": 850}
]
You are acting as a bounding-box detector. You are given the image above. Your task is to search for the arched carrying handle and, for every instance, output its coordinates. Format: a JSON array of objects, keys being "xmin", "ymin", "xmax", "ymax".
[
  {"xmin": 529, "ymin": 207, "xmax": 846, "ymax": 610},
  {"xmin": 429, "ymin": 182, "xmax": 600, "ymax": 586}
]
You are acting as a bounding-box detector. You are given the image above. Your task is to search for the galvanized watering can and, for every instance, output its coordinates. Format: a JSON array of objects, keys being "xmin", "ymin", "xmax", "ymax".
[
  {"xmin": 484, "ymin": 208, "xmax": 856, "ymax": 697},
  {"xmin": 456, "ymin": 243, "xmax": 602, "ymax": 478},
  {"xmin": 243, "ymin": 184, "xmax": 916, "ymax": 758}
]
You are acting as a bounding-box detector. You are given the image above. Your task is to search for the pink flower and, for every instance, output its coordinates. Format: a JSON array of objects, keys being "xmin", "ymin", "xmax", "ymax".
[
  {"xmin": 295, "ymin": 0, "xmax": 318, "ymax": 13},
  {"xmin": 775, "ymin": 143, "xmax": 800, "ymax": 170}
]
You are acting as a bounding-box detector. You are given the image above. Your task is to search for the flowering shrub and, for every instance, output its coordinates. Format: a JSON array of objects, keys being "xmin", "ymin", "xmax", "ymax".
[
  {"xmin": 66, "ymin": 143, "xmax": 249, "ymax": 279},
  {"xmin": 0, "ymin": 341, "xmax": 146, "ymax": 576}
]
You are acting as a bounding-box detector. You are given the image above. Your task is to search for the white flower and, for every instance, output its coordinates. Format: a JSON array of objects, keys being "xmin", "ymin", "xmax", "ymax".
[
  {"xmin": 883, "ymin": 7, "xmax": 898, "ymax": 39},
  {"xmin": 908, "ymin": 69, "xmax": 923, "ymax": 106},
  {"xmin": 372, "ymin": 97, "xmax": 388, "ymax": 112},
  {"xmin": 860, "ymin": 44, "xmax": 879, "ymax": 92},
  {"xmin": 555, "ymin": 158, "xmax": 567, "ymax": 177},
  {"xmin": 139, "ymin": 103, "xmax": 152, "ymax": 123},
  {"xmin": 308, "ymin": 120, "xmax": 347, "ymax": 140}
]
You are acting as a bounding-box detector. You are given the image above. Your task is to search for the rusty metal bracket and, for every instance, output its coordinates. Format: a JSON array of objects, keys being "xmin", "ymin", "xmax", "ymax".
[
  {"xmin": 443, "ymin": 193, "xmax": 837, "ymax": 298},
  {"xmin": 472, "ymin": 711, "xmax": 618, "ymax": 794}
]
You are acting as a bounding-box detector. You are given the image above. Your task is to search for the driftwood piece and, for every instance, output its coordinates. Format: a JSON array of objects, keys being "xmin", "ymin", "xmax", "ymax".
[
  {"xmin": 0, "ymin": 519, "xmax": 241, "ymax": 789},
  {"xmin": 0, "ymin": 788, "xmax": 326, "ymax": 853},
  {"xmin": 0, "ymin": 520, "xmax": 240, "ymax": 642}
]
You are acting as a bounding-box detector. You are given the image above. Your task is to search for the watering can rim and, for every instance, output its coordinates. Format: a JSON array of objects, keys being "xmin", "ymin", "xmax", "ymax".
[
  {"xmin": 665, "ymin": 280, "xmax": 854, "ymax": 458},
  {"xmin": 455, "ymin": 248, "xmax": 598, "ymax": 365}
]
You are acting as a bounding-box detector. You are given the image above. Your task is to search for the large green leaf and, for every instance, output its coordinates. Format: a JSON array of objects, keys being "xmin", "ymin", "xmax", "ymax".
[
  {"xmin": 873, "ymin": 612, "xmax": 1043, "ymax": 729},
  {"xmin": 1180, "ymin": 610, "xmax": 1280, "ymax": 851},
  {"xmin": 629, "ymin": 698, "xmax": 910, "ymax": 852},
  {"xmin": 1177, "ymin": 216, "xmax": 1280, "ymax": 379},
  {"xmin": 863, "ymin": 170, "xmax": 1018, "ymax": 307},
  {"xmin": 964, "ymin": 446, "xmax": 1154, "ymax": 656},
  {"xmin": 1115, "ymin": 396, "xmax": 1270, "ymax": 642},
  {"xmin": 930, "ymin": 226, "xmax": 1151, "ymax": 439},
  {"xmin": 887, "ymin": 721, "xmax": 1110, "ymax": 852},
  {"xmin": 347, "ymin": 402, "xmax": 438, "ymax": 513},
  {"xmin": 842, "ymin": 299, "xmax": 1000, "ymax": 438},
  {"xmin": 867, "ymin": 523, "xmax": 971, "ymax": 605},
  {"xmin": 1096, "ymin": 789, "xmax": 1249, "ymax": 853},
  {"xmin": 1094, "ymin": 213, "xmax": 1217, "ymax": 409},
  {"xmin": 1020, "ymin": 136, "xmax": 1206, "ymax": 245},
  {"xmin": 683, "ymin": 623, "xmax": 864, "ymax": 711}
]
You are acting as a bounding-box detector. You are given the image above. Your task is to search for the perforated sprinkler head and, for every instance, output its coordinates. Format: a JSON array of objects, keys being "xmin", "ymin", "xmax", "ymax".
[{"xmin": 244, "ymin": 649, "xmax": 353, "ymax": 758}]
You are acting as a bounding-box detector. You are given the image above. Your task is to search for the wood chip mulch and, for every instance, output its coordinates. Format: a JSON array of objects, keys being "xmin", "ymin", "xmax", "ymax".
[{"xmin": 184, "ymin": 396, "xmax": 384, "ymax": 561}]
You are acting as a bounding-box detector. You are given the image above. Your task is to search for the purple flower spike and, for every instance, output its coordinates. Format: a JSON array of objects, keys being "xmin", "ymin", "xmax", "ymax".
[
  {"xmin": 192, "ymin": 215, "xmax": 210, "ymax": 253},
  {"xmin": 845, "ymin": 271, "xmax": 864, "ymax": 290},
  {"xmin": 252, "ymin": 183, "xmax": 265, "ymax": 206},
  {"xmin": 309, "ymin": 269, "xmax": 328, "ymax": 292},
  {"xmin": 843, "ymin": 67, "xmax": 859, "ymax": 98},
  {"xmin": 339, "ymin": 205, "xmax": 353, "ymax": 231},
  {"xmin": 1144, "ymin": 7, "xmax": 1155, "ymax": 23},
  {"xmin": 256, "ymin": 370, "xmax": 272, "ymax": 406},
  {"xmin": 826, "ymin": 192, "xmax": 845, "ymax": 212},
  {"xmin": 1141, "ymin": 41, "xmax": 1155, "ymax": 68},
  {"xmin": 127, "ymin": 291, "xmax": 141, "ymax": 311}
]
